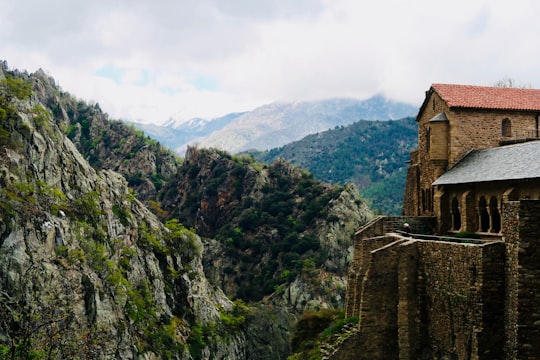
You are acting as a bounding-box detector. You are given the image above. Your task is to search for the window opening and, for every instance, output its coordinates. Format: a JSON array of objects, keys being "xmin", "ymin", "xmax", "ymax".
[
  {"xmin": 490, "ymin": 197, "xmax": 501, "ymax": 233},
  {"xmin": 451, "ymin": 197, "xmax": 461, "ymax": 231},
  {"xmin": 479, "ymin": 197, "xmax": 489, "ymax": 232},
  {"xmin": 502, "ymin": 118, "xmax": 512, "ymax": 137}
]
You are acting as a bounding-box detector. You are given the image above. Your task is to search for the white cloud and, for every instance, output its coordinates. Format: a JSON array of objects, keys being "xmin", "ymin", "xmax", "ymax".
[{"xmin": 2, "ymin": 0, "xmax": 540, "ymax": 124}]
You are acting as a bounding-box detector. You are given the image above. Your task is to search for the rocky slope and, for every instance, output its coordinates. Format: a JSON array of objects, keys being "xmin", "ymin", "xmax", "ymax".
[
  {"xmin": 160, "ymin": 147, "xmax": 372, "ymax": 311},
  {"xmin": 0, "ymin": 63, "xmax": 374, "ymax": 359},
  {"xmin": 31, "ymin": 69, "xmax": 179, "ymax": 204},
  {"xmin": 0, "ymin": 64, "xmax": 289, "ymax": 359}
]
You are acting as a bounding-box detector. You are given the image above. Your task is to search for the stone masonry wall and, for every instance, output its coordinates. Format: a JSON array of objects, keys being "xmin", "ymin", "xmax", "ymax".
[
  {"xmin": 345, "ymin": 235, "xmax": 398, "ymax": 318},
  {"xmin": 479, "ymin": 241, "xmax": 506, "ymax": 359},
  {"xmin": 345, "ymin": 217, "xmax": 436, "ymax": 318},
  {"xmin": 503, "ymin": 200, "xmax": 540, "ymax": 359},
  {"xmin": 502, "ymin": 201, "xmax": 519, "ymax": 358},
  {"xmin": 403, "ymin": 161, "xmax": 419, "ymax": 216},
  {"xmin": 406, "ymin": 89, "xmax": 539, "ymax": 217},
  {"xmin": 448, "ymin": 110, "xmax": 538, "ymax": 168},
  {"xmin": 515, "ymin": 200, "xmax": 540, "ymax": 359},
  {"xmin": 356, "ymin": 238, "xmax": 404, "ymax": 359},
  {"xmin": 418, "ymin": 241, "xmax": 478, "ymax": 358},
  {"xmin": 339, "ymin": 234, "xmax": 506, "ymax": 360}
]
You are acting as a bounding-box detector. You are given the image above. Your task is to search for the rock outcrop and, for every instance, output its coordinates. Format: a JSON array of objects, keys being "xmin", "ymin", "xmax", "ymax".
[
  {"xmin": 0, "ymin": 64, "xmax": 246, "ymax": 359},
  {"xmin": 163, "ymin": 147, "xmax": 372, "ymax": 310},
  {"xmin": 0, "ymin": 62, "xmax": 374, "ymax": 359}
]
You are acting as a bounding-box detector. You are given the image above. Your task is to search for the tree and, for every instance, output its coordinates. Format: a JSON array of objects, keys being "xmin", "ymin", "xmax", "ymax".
[{"xmin": 493, "ymin": 77, "xmax": 531, "ymax": 89}]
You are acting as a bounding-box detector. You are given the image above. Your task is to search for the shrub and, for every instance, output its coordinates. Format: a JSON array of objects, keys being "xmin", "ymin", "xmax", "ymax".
[{"xmin": 454, "ymin": 231, "xmax": 481, "ymax": 239}]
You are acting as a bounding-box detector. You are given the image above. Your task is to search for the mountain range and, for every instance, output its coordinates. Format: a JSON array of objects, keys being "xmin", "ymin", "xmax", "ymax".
[
  {"xmin": 247, "ymin": 117, "xmax": 418, "ymax": 215},
  {"xmin": 0, "ymin": 62, "xmax": 375, "ymax": 358},
  {"xmin": 135, "ymin": 96, "xmax": 418, "ymax": 154}
]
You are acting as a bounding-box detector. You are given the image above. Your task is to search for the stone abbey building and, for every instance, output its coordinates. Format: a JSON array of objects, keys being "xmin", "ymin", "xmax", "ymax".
[{"xmin": 334, "ymin": 84, "xmax": 540, "ymax": 359}]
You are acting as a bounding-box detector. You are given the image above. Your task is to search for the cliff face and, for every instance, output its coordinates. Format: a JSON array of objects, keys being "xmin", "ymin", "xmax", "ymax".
[
  {"xmin": 0, "ymin": 63, "xmax": 374, "ymax": 359},
  {"xmin": 162, "ymin": 147, "xmax": 373, "ymax": 310},
  {"xmin": 29, "ymin": 67, "xmax": 179, "ymax": 204},
  {"xmin": 0, "ymin": 66, "xmax": 249, "ymax": 359}
]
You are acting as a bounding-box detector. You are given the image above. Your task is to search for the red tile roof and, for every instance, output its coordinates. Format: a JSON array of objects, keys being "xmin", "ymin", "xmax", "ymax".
[{"xmin": 431, "ymin": 83, "xmax": 540, "ymax": 111}]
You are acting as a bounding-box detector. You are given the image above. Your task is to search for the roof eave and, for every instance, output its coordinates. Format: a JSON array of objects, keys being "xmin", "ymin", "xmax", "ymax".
[{"xmin": 416, "ymin": 86, "xmax": 436, "ymax": 122}]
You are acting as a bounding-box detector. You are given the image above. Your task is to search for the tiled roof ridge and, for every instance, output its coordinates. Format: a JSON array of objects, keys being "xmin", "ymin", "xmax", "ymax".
[{"xmin": 431, "ymin": 83, "xmax": 540, "ymax": 111}]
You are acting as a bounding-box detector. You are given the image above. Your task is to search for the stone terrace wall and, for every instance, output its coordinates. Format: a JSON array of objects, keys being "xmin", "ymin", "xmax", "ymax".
[
  {"xmin": 345, "ymin": 216, "xmax": 436, "ymax": 318},
  {"xmin": 356, "ymin": 238, "xmax": 404, "ymax": 359},
  {"xmin": 479, "ymin": 241, "xmax": 506, "ymax": 359},
  {"xmin": 503, "ymin": 200, "xmax": 540, "ymax": 359},
  {"xmin": 345, "ymin": 235, "xmax": 400, "ymax": 318},
  {"xmin": 417, "ymin": 240, "xmax": 505, "ymax": 359},
  {"xmin": 338, "ymin": 236, "xmax": 506, "ymax": 360}
]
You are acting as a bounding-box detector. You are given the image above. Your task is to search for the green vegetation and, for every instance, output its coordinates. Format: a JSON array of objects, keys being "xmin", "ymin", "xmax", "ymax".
[
  {"xmin": 167, "ymin": 148, "xmax": 346, "ymax": 302},
  {"xmin": 248, "ymin": 118, "xmax": 418, "ymax": 214},
  {"xmin": 287, "ymin": 309, "xmax": 359, "ymax": 360},
  {"xmin": 454, "ymin": 231, "xmax": 482, "ymax": 239},
  {"xmin": 188, "ymin": 299, "xmax": 253, "ymax": 359},
  {"xmin": 0, "ymin": 73, "xmax": 32, "ymax": 146},
  {"xmin": 0, "ymin": 63, "xmax": 376, "ymax": 358}
]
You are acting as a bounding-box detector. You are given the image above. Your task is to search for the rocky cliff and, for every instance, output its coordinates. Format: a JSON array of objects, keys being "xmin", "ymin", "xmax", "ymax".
[
  {"xmin": 0, "ymin": 65, "xmax": 275, "ymax": 359},
  {"xmin": 29, "ymin": 66, "xmax": 179, "ymax": 204},
  {"xmin": 161, "ymin": 147, "xmax": 372, "ymax": 311},
  {"xmin": 0, "ymin": 63, "xmax": 373, "ymax": 359}
]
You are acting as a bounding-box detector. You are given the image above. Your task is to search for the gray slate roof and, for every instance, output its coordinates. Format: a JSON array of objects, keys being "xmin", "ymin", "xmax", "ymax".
[
  {"xmin": 429, "ymin": 111, "xmax": 449, "ymax": 122},
  {"xmin": 432, "ymin": 140, "xmax": 540, "ymax": 185}
]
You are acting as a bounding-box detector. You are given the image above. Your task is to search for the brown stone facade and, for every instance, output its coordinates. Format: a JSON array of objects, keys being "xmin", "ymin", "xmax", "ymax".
[
  {"xmin": 403, "ymin": 89, "xmax": 540, "ymax": 217},
  {"xmin": 338, "ymin": 84, "xmax": 540, "ymax": 359},
  {"xmin": 434, "ymin": 179, "xmax": 540, "ymax": 237},
  {"xmin": 339, "ymin": 203, "xmax": 540, "ymax": 359}
]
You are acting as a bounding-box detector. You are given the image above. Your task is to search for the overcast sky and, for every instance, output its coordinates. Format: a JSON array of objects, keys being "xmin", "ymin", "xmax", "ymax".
[{"xmin": 2, "ymin": 0, "xmax": 539, "ymax": 125}]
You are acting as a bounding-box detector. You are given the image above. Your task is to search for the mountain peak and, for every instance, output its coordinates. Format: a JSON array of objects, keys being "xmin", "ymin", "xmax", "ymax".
[{"xmin": 139, "ymin": 97, "xmax": 418, "ymax": 155}]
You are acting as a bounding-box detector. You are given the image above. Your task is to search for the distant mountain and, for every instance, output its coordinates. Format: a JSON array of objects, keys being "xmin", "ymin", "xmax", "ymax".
[
  {"xmin": 247, "ymin": 118, "xmax": 419, "ymax": 215},
  {"xmin": 0, "ymin": 62, "xmax": 373, "ymax": 358},
  {"xmin": 135, "ymin": 96, "xmax": 418, "ymax": 155},
  {"xmin": 133, "ymin": 112, "xmax": 245, "ymax": 152}
]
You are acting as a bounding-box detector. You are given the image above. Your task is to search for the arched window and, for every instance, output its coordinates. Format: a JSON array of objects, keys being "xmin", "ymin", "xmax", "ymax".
[
  {"xmin": 502, "ymin": 118, "xmax": 512, "ymax": 137},
  {"xmin": 490, "ymin": 197, "xmax": 501, "ymax": 233},
  {"xmin": 451, "ymin": 196, "xmax": 461, "ymax": 231},
  {"xmin": 479, "ymin": 197, "xmax": 489, "ymax": 232}
]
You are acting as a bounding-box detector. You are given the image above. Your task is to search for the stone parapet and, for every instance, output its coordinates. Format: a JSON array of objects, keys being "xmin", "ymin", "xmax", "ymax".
[{"xmin": 340, "ymin": 232, "xmax": 507, "ymax": 360}]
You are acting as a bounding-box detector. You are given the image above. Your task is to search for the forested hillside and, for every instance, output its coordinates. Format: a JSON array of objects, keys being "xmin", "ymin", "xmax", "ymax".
[
  {"xmin": 0, "ymin": 62, "xmax": 373, "ymax": 358},
  {"xmin": 159, "ymin": 147, "xmax": 372, "ymax": 306},
  {"xmin": 249, "ymin": 118, "xmax": 418, "ymax": 214}
]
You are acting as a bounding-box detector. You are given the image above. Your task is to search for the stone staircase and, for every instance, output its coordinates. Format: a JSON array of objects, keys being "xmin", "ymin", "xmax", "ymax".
[{"xmin": 319, "ymin": 322, "xmax": 358, "ymax": 360}]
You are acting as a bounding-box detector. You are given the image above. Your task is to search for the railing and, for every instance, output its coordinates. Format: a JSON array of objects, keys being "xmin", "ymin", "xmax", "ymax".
[{"xmin": 394, "ymin": 230, "xmax": 488, "ymax": 244}]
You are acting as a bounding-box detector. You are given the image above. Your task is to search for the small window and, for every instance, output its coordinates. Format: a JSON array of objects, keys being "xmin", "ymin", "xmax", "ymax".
[
  {"xmin": 502, "ymin": 118, "xmax": 512, "ymax": 137},
  {"xmin": 479, "ymin": 197, "xmax": 489, "ymax": 232},
  {"xmin": 490, "ymin": 197, "xmax": 501, "ymax": 233},
  {"xmin": 451, "ymin": 197, "xmax": 461, "ymax": 231},
  {"xmin": 426, "ymin": 127, "xmax": 431, "ymax": 152}
]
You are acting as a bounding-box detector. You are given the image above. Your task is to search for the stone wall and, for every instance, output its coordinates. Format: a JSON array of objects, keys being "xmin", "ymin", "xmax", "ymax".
[
  {"xmin": 479, "ymin": 241, "xmax": 506, "ymax": 359},
  {"xmin": 345, "ymin": 234, "xmax": 399, "ymax": 318},
  {"xmin": 345, "ymin": 216, "xmax": 436, "ymax": 318},
  {"xmin": 403, "ymin": 156, "xmax": 419, "ymax": 216},
  {"xmin": 339, "ymin": 234, "xmax": 506, "ymax": 360},
  {"xmin": 503, "ymin": 200, "xmax": 540, "ymax": 359},
  {"xmin": 416, "ymin": 240, "xmax": 505, "ymax": 359}
]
